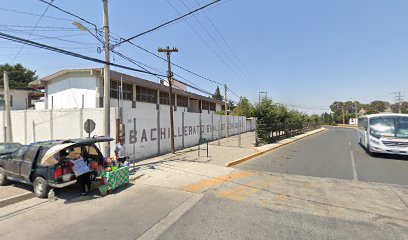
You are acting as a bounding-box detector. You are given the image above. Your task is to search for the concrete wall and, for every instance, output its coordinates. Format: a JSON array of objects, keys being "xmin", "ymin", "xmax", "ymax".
[
  {"xmin": 0, "ymin": 107, "xmax": 255, "ymax": 160},
  {"xmin": 46, "ymin": 73, "xmax": 98, "ymax": 109},
  {"xmin": 0, "ymin": 108, "xmax": 117, "ymax": 154}
]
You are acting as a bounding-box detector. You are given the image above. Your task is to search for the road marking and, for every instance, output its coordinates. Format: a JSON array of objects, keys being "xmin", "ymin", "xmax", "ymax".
[
  {"xmin": 350, "ymin": 151, "xmax": 358, "ymax": 181},
  {"xmin": 349, "ymin": 142, "xmax": 351, "ymax": 146}
]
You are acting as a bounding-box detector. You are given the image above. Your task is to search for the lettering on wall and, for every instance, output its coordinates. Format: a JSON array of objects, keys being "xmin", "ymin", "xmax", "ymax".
[{"xmin": 127, "ymin": 122, "xmax": 244, "ymax": 144}]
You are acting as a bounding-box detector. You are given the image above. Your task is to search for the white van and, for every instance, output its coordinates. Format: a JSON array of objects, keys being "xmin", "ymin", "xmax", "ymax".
[{"xmin": 358, "ymin": 113, "xmax": 408, "ymax": 155}]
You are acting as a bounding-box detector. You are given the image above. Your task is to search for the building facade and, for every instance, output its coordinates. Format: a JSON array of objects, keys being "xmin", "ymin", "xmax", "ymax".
[
  {"xmin": 29, "ymin": 68, "xmax": 224, "ymax": 114},
  {"xmin": 0, "ymin": 88, "xmax": 42, "ymax": 110}
]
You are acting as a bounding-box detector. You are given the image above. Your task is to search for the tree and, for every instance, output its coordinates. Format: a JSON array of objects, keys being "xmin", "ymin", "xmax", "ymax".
[
  {"xmin": 232, "ymin": 97, "xmax": 254, "ymax": 117},
  {"xmin": 212, "ymin": 86, "xmax": 223, "ymax": 101},
  {"xmin": 366, "ymin": 101, "xmax": 388, "ymax": 114},
  {"xmin": 320, "ymin": 112, "xmax": 334, "ymax": 125},
  {"xmin": 390, "ymin": 101, "xmax": 408, "ymax": 113},
  {"xmin": 0, "ymin": 63, "xmax": 38, "ymax": 89},
  {"xmin": 228, "ymin": 100, "xmax": 236, "ymax": 112}
]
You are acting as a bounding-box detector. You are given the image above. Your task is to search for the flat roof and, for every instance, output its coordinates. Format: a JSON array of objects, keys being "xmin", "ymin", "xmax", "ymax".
[{"xmin": 30, "ymin": 68, "xmax": 224, "ymax": 105}]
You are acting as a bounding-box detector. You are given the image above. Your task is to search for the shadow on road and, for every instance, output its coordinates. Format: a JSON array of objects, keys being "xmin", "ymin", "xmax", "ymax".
[{"xmin": 53, "ymin": 182, "xmax": 135, "ymax": 205}]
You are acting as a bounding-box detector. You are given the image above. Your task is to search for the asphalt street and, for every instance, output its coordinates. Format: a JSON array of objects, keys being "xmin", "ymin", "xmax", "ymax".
[
  {"xmin": 158, "ymin": 194, "xmax": 406, "ymax": 240},
  {"xmin": 240, "ymin": 127, "xmax": 408, "ymax": 186}
]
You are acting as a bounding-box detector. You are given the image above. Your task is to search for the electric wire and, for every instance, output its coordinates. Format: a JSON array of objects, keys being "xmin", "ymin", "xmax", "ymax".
[
  {"xmin": 112, "ymin": 0, "xmax": 223, "ymax": 47},
  {"xmin": 0, "ymin": 7, "xmax": 72, "ymax": 22},
  {"xmin": 193, "ymin": 0, "xmax": 252, "ymax": 78},
  {"xmin": 179, "ymin": 0, "xmax": 252, "ymax": 83},
  {"xmin": 36, "ymin": 0, "xmax": 226, "ymax": 88},
  {"xmin": 0, "ymin": 31, "xmax": 166, "ymax": 76},
  {"xmin": 12, "ymin": 1, "xmax": 53, "ymax": 63}
]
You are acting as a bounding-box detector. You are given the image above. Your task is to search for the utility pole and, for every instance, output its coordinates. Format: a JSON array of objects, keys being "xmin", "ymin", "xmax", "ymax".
[
  {"xmin": 158, "ymin": 46, "xmax": 178, "ymax": 154},
  {"xmin": 224, "ymin": 84, "xmax": 228, "ymax": 138},
  {"xmin": 355, "ymin": 101, "xmax": 358, "ymax": 118},
  {"xmin": 392, "ymin": 92, "xmax": 404, "ymax": 113},
  {"xmin": 102, "ymin": 0, "xmax": 111, "ymax": 156},
  {"xmin": 259, "ymin": 91, "xmax": 267, "ymax": 104},
  {"xmin": 342, "ymin": 104, "xmax": 345, "ymax": 125},
  {"xmin": 3, "ymin": 71, "xmax": 12, "ymax": 142}
]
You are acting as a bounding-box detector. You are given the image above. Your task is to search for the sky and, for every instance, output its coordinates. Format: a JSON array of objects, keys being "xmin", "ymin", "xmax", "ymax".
[{"xmin": 1, "ymin": 0, "xmax": 408, "ymax": 114}]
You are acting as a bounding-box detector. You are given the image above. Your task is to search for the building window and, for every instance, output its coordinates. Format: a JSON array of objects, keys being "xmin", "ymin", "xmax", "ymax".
[
  {"xmin": 210, "ymin": 103, "xmax": 216, "ymax": 111},
  {"xmin": 202, "ymin": 101, "xmax": 210, "ymax": 110},
  {"xmin": 0, "ymin": 94, "xmax": 13, "ymax": 107},
  {"xmin": 159, "ymin": 92, "xmax": 175, "ymax": 105},
  {"xmin": 110, "ymin": 81, "xmax": 133, "ymax": 100},
  {"xmin": 177, "ymin": 95, "xmax": 188, "ymax": 107},
  {"xmin": 136, "ymin": 86, "xmax": 157, "ymax": 103},
  {"xmin": 122, "ymin": 83, "xmax": 133, "ymax": 100}
]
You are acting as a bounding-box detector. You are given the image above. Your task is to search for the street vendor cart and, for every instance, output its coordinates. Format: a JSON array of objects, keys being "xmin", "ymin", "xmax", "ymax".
[{"xmin": 98, "ymin": 166, "xmax": 129, "ymax": 196}]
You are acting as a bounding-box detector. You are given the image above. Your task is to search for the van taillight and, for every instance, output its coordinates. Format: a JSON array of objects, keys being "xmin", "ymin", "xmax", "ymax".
[{"xmin": 54, "ymin": 167, "xmax": 63, "ymax": 179}]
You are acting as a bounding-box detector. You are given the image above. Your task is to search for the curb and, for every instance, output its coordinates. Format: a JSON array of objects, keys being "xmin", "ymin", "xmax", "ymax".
[
  {"xmin": 0, "ymin": 192, "xmax": 35, "ymax": 208},
  {"xmin": 225, "ymin": 128, "xmax": 326, "ymax": 167},
  {"xmin": 322, "ymin": 125, "xmax": 357, "ymax": 129}
]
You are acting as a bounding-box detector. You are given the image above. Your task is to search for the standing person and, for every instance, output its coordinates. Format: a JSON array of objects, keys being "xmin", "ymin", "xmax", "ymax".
[
  {"xmin": 69, "ymin": 151, "xmax": 91, "ymax": 196},
  {"xmin": 115, "ymin": 138, "xmax": 126, "ymax": 166}
]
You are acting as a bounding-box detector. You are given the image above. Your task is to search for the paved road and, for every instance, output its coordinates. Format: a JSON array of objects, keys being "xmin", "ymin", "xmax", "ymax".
[{"xmin": 240, "ymin": 127, "xmax": 408, "ymax": 185}]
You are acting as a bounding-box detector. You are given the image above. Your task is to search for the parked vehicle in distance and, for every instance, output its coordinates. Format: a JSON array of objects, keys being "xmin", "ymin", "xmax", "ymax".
[
  {"xmin": 0, "ymin": 143, "xmax": 22, "ymax": 156},
  {"xmin": 0, "ymin": 137, "xmax": 113, "ymax": 198},
  {"xmin": 358, "ymin": 113, "xmax": 408, "ymax": 155}
]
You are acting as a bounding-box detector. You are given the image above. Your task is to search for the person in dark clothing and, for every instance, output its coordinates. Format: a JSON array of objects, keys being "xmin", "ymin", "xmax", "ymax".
[
  {"xmin": 77, "ymin": 172, "xmax": 91, "ymax": 196},
  {"xmin": 69, "ymin": 151, "xmax": 91, "ymax": 196}
]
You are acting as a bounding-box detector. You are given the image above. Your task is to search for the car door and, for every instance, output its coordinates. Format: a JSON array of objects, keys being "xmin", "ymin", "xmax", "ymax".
[
  {"xmin": 19, "ymin": 146, "xmax": 39, "ymax": 180},
  {"xmin": 5, "ymin": 145, "xmax": 28, "ymax": 178}
]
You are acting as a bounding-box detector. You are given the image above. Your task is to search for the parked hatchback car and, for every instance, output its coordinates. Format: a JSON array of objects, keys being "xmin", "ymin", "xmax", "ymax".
[
  {"xmin": 0, "ymin": 143, "xmax": 22, "ymax": 156},
  {"xmin": 0, "ymin": 137, "xmax": 113, "ymax": 198}
]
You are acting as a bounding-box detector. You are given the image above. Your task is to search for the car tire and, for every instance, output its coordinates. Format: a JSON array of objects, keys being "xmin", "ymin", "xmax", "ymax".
[
  {"xmin": 33, "ymin": 177, "xmax": 49, "ymax": 198},
  {"xmin": 367, "ymin": 143, "xmax": 374, "ymax": 156},
  {"xmin": 0, "ymin": 167, "xmax": 8, "ymax": 186}
]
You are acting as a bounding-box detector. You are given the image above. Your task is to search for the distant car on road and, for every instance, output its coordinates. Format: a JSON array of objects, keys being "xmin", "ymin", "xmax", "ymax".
[
  {"xmin": 358, "ymin": 113, "xmax": 408, "ymax": 155},
  {"xmin": 0, "ymin": 137, "xmax": 113, "ymax": 198},
  {"xmin": 0, "ymin": 143, "xmax": 22, "ymax": 156}
]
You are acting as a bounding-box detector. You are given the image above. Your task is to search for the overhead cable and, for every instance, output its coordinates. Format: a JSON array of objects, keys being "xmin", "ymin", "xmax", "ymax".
[
  {"xmin": 112, "ymin": 0, "xmax": 223, "ymax": 48},
  {"xmin": 0, "ymin": 31, "xmax": 166, "ymax": 77}
]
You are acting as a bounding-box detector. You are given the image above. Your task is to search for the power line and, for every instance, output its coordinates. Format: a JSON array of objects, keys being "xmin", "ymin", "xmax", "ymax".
[
  {"xmin": 38, "ymin": 0, "xmax": 98, "ymax": 29},
  {"xmin": 1, "ymin": 27, "xmax": 99, "ymax": 46},
  {"xmin": 35, "ymin": 0, "xmax": 232, "ymax": 96},
  {"xmin": 179, "ymin": 0, "xmax": 252, "ymax": 83},
  {"xmin": 167, "ymin": 0, "xmax": 253, "ymax": 88},
  {"xmin": 12, "ymin": 0, "xmax": 54, "ymax": 63},
  {"xmin": 112, "ymin": 0, "xmax": 223, "ymax": 48},
  {"xmin": 0, "ymin": 7, "xmax": 72, "ymax": 22},
  {"xmin": 36, "ymin": 0, "xmax": 226, "ymax": 88},
  {"xmin": 123, "ymin": 39, "xmax": 224, "ymax": 86},
  {"xmin": 113, "ymin": 49, "xmax": 213, "ymax": 95},
  {"xmin": 0, "ymin": 31, "xmax": 166, "ymax": 77},
  {"xmin": 0, "ymin": 24, "xmax": 77, "ymax": 30},
  {"xmin": 193, "ymin": 0, "xmax": 252, "ymax": 78}
]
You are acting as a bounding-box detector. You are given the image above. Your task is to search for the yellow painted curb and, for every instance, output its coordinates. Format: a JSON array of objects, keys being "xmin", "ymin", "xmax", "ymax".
[{"xmin": 225, "ymin": 128, "xmax": 326, "ymax": 167}]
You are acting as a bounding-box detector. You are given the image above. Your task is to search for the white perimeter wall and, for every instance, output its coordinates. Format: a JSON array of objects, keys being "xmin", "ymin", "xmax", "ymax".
[{"xmin": 0, "ymin": 107, "xmax": 255, "ymax": 160}]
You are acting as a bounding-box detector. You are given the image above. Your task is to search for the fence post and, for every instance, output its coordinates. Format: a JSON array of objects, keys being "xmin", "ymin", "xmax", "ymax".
[
  {"xmin": 218, "ymin": 116, "xmax": 221, "ymax": 146},
  {"xmin": 238, "ymin": 118, "xmax": 241, "ymax": 147}
]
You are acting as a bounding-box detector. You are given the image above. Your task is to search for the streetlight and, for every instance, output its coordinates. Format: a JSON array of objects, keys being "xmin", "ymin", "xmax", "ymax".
[
  {"xmin": 72, "ymin": 0, "xmax": 111, "ymax": 156},
  {"xmin": 72, "ymin": 21, "xmax": 103, "ymax": 44}
]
